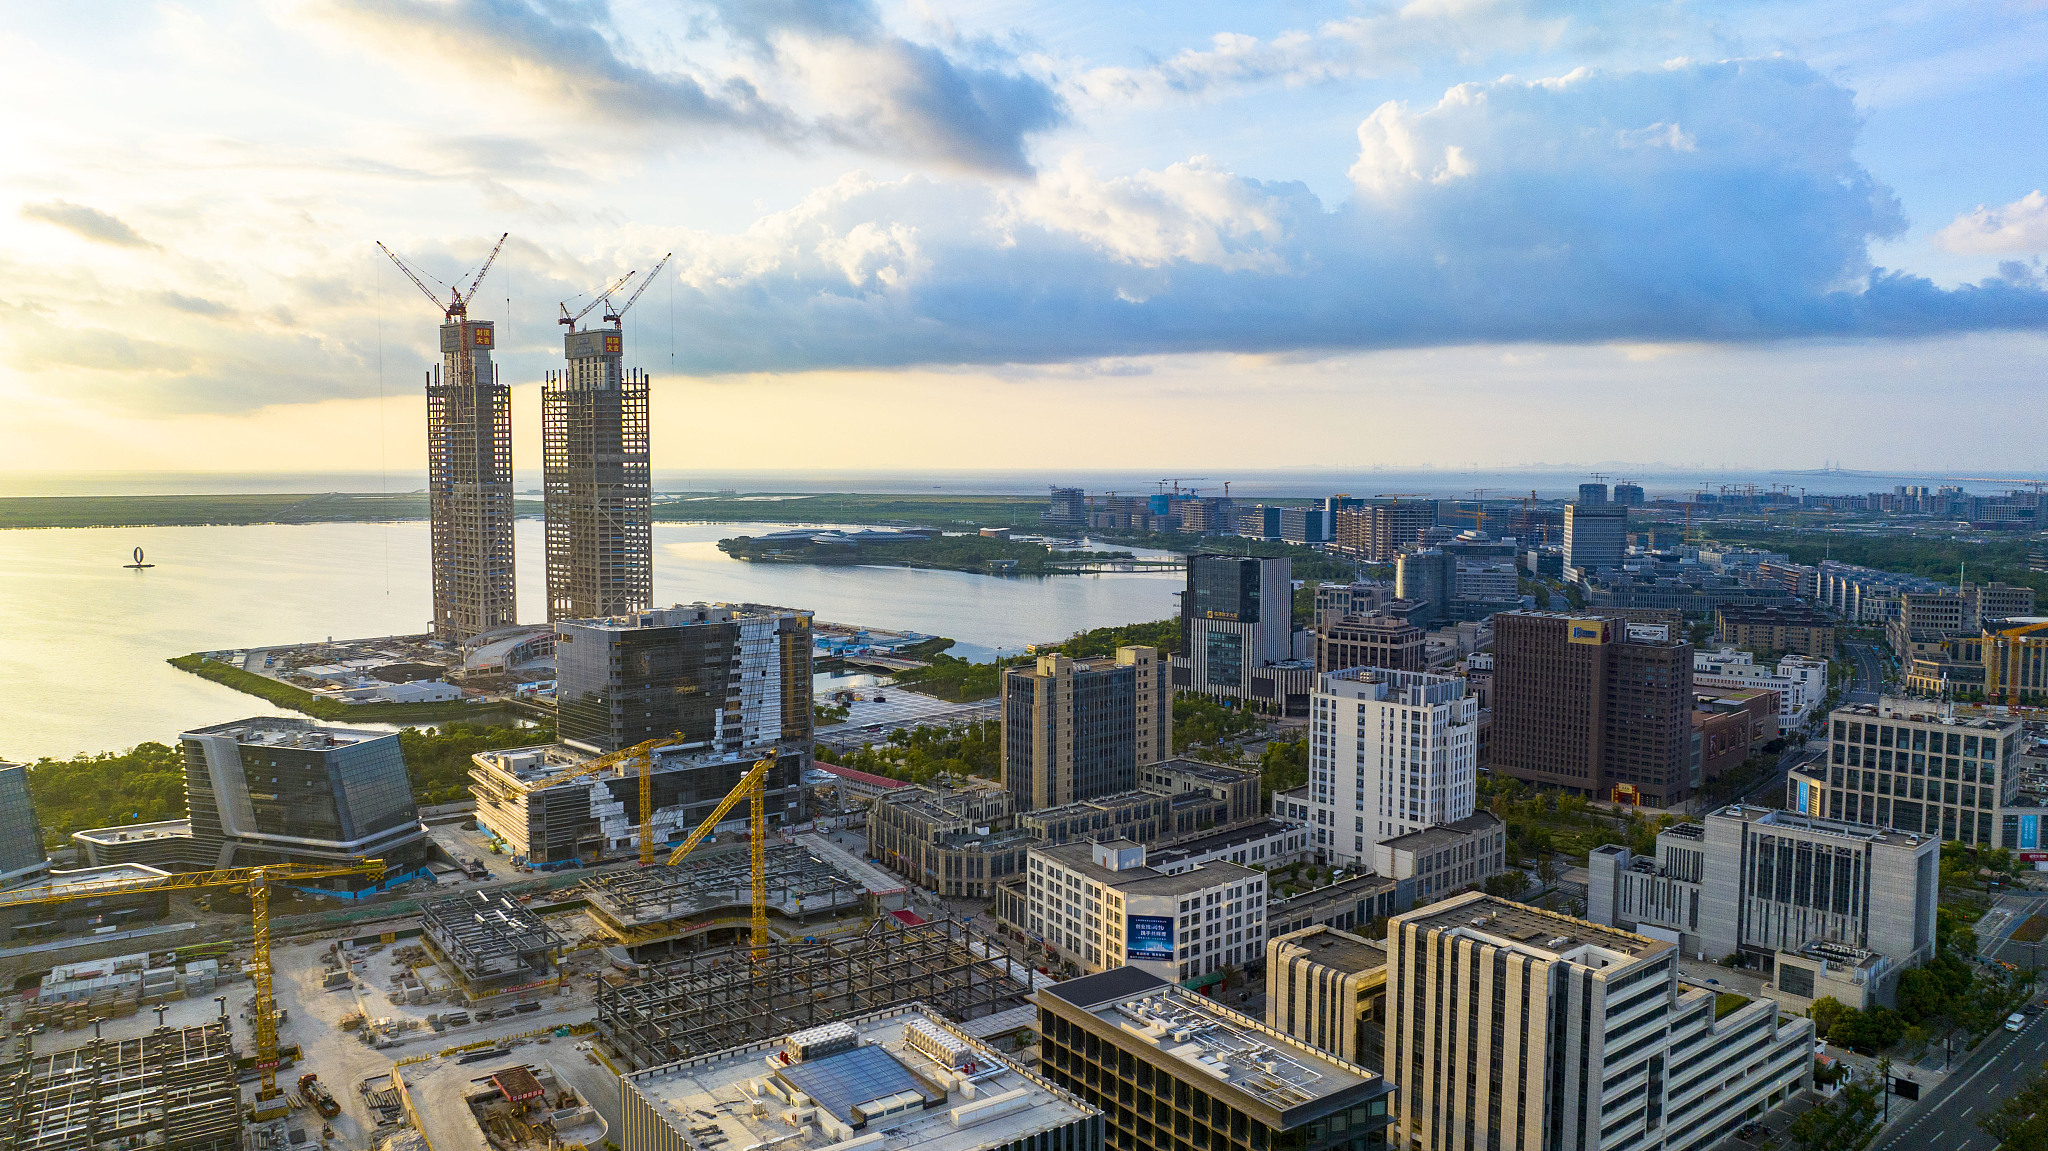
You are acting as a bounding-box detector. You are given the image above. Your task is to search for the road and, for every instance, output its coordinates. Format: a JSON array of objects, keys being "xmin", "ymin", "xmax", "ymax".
[
  {"xmin": 1870, "ymin": 1009, "xmax": 2048, "ymax": 1151},
  {"xmin": 1986, "ymin": 887, "xmax": 2048, "ymax": 967},
  {"xmin": 1844, "ymin": 640, "xmax": 1887, "ymax": 704}
]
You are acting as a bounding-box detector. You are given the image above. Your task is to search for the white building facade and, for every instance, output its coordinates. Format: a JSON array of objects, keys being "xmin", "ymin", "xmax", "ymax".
[
  {"xmin": 1692, "ymin": 648, "xmax": 1829, "ymax": 726},
  {"xmin": 1307, "ymin": 667, "xmax": 1478, "ymax": 865},
  {"xmin": 1025, "ymin": 839, "xmax": 1265, "ymax": 983}
]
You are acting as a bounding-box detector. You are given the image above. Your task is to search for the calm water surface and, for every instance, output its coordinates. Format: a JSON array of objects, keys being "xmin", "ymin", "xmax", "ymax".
[{"xmin": 0, "ymin": 521, "xmax": 1181, "ymax": 760}]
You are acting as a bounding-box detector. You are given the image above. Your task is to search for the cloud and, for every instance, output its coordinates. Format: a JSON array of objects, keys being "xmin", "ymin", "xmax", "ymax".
[
  {"xmin": 315, "ymin": 0, "xmax": 1063, "ymax": 175},
  {"xmin": 20, "ymin": 201, "xmax": 152, "ymax": 248},
  {"xmin": 1936, "ymin": 191, "xmax": 2048, "ymax": 254},
  {"xmin": 640, "ymin": 58, "xmax": 2044, "ymax": 373}
]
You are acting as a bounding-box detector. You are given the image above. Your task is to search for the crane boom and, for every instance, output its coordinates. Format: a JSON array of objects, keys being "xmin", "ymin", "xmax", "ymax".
[
  {"xmin": 508, "ymin": 734, "xmax": 680, "ymax": 864},
  {"xmin": 606, "ymin": 252, "xmax": 672, "ymax": 324},
  {"xmin": 460, "ymin": 232, "xmax": 510, "ymax": 305},
  {"xmin": 663, "ymin": 754, "xmax": 775, "ymax": 958},
  {"xmin": 560, "ymin": 271, "xmax": 636, "ymax": 327},
  {"xmin": 376, "ymin": 241, "xmax": 451, "ymax": 315}
]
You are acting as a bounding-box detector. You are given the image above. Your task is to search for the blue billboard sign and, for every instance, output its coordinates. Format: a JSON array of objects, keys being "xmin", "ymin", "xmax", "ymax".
[
  {"xmin": 2023, "ymin": 814, "xmax": 2039, "ymax": 851},
  {"xmin": 1126, "ymin": 915, "xmax": 1175, "ymax": 962},
  {"xmin": 1796, "ymin": 780, "xmax": 1809, "ymax": 815}
]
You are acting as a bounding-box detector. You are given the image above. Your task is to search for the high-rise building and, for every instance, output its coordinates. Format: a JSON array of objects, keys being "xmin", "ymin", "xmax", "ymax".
[
  {"xmin": 555, "ymin": 603, "xmax": 814, "ymax": 755},
  {"xmin": 1314, "ymin": 613, "xmax": 1426, "ymax": 673},
  {"xmin": 0, "ymin": 761, "xmax": 50, "ymax": 884},
  {"xmin": 1786, "ymin": 702, "xmax": 2020, "ymax": 845},
  {"xmin": 544, "ymin": 325, "xmax": 651, "ymax": 622},
  {"xmin": 1612, "ymin": 482, "xmax": 1645, "ymax": 505},
  {"xmin": 1173, "ymin": 555, "xmax": 1304, "ymax": 711},
  {"xmin": 1331, "ymin": 500, "xmax": 1439, "ymax": 562},
  {"xmin": 1045, "ymin": 486, "xmax": 1088, "ymax": 527},
  {"xmin": 1002, "ymin": 647, "xmax": 1170, "ymax": 811},
  {"xmin": 1037, "ymin": 968, "xmax": 1393, "ymax": 1151},
  {"xmin": 1026, "ymin": 839, "xmax": 1264, "ymax": 981},
  {"xmin": 1563, "ymin": 500, "xmax": 1627, "ymax": 574},
  {"xmin": 180, "ymin": 718, "xmax": 429, "ymax": 875},
  {"xmin": 1489, "ymin": 613, "xmax": 1695, "ymax": 806},
  {"xmin": 1576, "ymin": 481, "xmax": 1609, "ymax": 504},
  {"xmin": 427, "ymin": 314, "xmax": 516, "ymax": 643},
  {"xmin": 1305, "ymin": 668, "xmax": 1478, "ymax": 864},
  {"xmin": 1385, "ymin": 893, "xmax": 1813, "ymax": 1151}
]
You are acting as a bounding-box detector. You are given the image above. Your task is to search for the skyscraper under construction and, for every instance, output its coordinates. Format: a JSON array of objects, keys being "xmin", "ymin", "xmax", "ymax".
[
  {"xmin": 545, "ymin": 257, "xmax": 664, "ymax": 621},
  {"xmin": 380, "ymin": 234, "xmax": 518, "ymax": 643}
]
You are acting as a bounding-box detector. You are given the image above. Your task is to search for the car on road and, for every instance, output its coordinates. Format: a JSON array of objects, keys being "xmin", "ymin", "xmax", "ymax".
[
  {"xmin": 1736, "ymin": 1122, "xmax": 1764, "ymax": 1141},
  {"xmin": 2026, "ymin": 1004, "xmax": 2044, "ymax": 1016},
  {"xmin": 2009, "ymin": 1012, "xmax": 2027, "ymax": 1032}
]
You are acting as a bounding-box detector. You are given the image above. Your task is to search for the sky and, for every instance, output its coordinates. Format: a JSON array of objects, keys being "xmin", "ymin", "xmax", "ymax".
[{"xmin": 3, "ymin": 0, "xmax": 2047, "ymax": 476}]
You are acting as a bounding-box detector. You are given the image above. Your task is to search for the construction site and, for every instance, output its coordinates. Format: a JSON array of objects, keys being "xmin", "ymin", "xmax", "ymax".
[
  {"xmin": 579, "ymin": 843, "xmax": 871, "ymax": 947},
  {"xmin": 418, "ymin": 890, "xmax": 566, "ymax": 1004},
  {"xmin": 0, "ymin": 1021, "xmax": 245, "ymax": 1151},
  {"xmin": 594, "ymin": 915, "xmax": 1043, "ymax": 1072}
]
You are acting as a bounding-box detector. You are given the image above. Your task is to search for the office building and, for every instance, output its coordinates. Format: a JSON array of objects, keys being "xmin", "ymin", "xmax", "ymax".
[
  {"xmin": 1814, "ymin": 561, "xmax": 1948, "ymax": 624},
  {"xmin": 1279, "ymin": 505, "xmax": 1330, "ymax": 544},
  {"xmin": 555, "ymin": 603, "xmax": 814, "ymax": 755},
  {"xmin": 1038, "ymin": 968, "xmax": 1393, "ymax": 1151},
  {"xmin": 1367, "ymin": 811, "xmax": 1505, "ymax": 904},
  {"xmin": 1587, "ymin": 804, "xmax": 1939, "ymax": 996},
  {"xmin": 1612, "ymin": 482, "xmax": 1645, "ymax": 506},
  {"xmin": 0, "ymin": 761, "xmax": 50, "ymax": 884},
  {"xmin": 1315, "ymin": 613, "xmax": 1426, "ymax": 674},
  {"xmin": 470, "ymin": 740, "xmax": 809, "ymax": 865},
  {"xmin": 1888, "ymin": 590, "xmax": 1968, "ymax": 660},
  {"xmin": 621, "ymin": 1005, "xmax": 1101, "ymax": 1151},
  {"xmin": 1983, "ymin": 617, "xmax": 2048, "ymax": 705},
  {"xmin": 1395, "ymin": 534, "xmax": 1523, "ymax": 625},
  {"xmin": 1045, "ymin": 486, "xmax": 1089, "ymax": 527},
  {"xmin": 1173, "ymin": 555, "xmax": 1311, "ymax": 715},
  {"xmin": 1489, "ymin": 613, "xmax": 1695, "ymax": 806},
  {"xmin": 1305, "ymin": 668, "xmax": 1478, "ymax": 865},
  {"xmin": 1691, "ymin": 649, "xmax": 1827, "ymax": 726},
  {"xmin": 178, "ymin": 718, "xmax": 429, "ymax": 875},
  {"xmin": 1266, "ymin": 871, "xmax": 1405, "ymax": 938},
  {"xmin": 1181, "ymin": 497, "xmax": 1238, "ymax": 534},
  {"xmin": 1004, "ymin": 647, "xmax": 1171, "ymax": 812},
  {"xmin": 1332, "ymin": 500, "xmax": 1439, "ymax": 563},
  {"xmin": 1691, "ymin": 691, "xmax": 1779, "ymax": 784},
  {"xmin": 1562, "ymin": 500, "xmax": 1627, "ymax": 575},
  {"xmin": 1136, "ymin": 759, "xmax": 1264, "ymax": 825},
  {"xmin": 1577, "ymin": 482, "xmax": 1609, "ymax": 504},
  {"xmin": 1385, "ymin": 892, "xmax": 1813, "ymax": 1151},
  {"xmin": 1314, "ymin": 580, "xmax": 1394, "ymax": 626},
  {"xmin": 1026, "ymin": 840, "xmax": 1263, "ymax": 981},
  {"xmin": 426, "ymin": 312, "xmax": 515, "ymax": 643},
  {"xmin": 868, "ymin": 780, "xmax": 1031, "ymax": 900},
  {"xmin": 1238, "ymin": 504, "xmax": 1284, "ymax": 540},
  {"xmin": 1265, "ymin": 925, "xmax": 1387, "ymax": 1069},
  {"xmin": 1785, "ymin": 702, "xmax": 2021, "ymax": 844},
  {"xmin": 1714, "ymin": 604, "xmax": 1837, "ymax": 658},
  {"xmin": 543, "ymin": 323, "xmax": 652, "ymax": 621}
]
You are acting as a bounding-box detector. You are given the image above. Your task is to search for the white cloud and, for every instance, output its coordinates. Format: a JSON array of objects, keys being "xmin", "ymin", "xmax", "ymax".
[{"xmin": 1936, "ymin": 191, "xmax": 2048, "ymax": 254}]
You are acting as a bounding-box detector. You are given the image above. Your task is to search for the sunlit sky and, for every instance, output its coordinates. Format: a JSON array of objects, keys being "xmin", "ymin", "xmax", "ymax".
[{"xmin": 3, "ymin": 0, "xmax": 2046, "ymax": 475}]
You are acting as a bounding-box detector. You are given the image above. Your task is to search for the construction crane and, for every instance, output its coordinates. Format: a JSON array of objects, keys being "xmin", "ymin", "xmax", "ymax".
[
  {"xmin": 1157, "ymin": 478, "xmax": 1210, "ymax": 496},
  {"xmin": 559, "ymin": 270, "xmax": 636, "ymax": 329},
  {"xmin": 1375, "ymin": 492, "xmax": 1429, "ymax": 503},
  {"xmin": 1466, "ymin": 488, "xmax": 1497, "ymax": 533},
  {"xmin": 508, "ymin": 735, "xmax": 680, "ymax": 866},
  {"xmin": 377, "ymin": 232, "xmax": 509, "ymax": 394},
  {"xmin": 0, "ymin": 859, "xmax": 385, "ymax": 1117},
  {"xmin": 603, "ymin": 252, "xmax": 671, "ymax": 325},
  {"xmin": 663, "ymin": 754, "xmax": 776, "ymax": 959}
]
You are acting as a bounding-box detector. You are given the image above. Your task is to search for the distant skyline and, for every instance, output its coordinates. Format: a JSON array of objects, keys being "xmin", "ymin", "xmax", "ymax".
[{"xmin": 3, "ymin": 1, "xmax": 2046, "ymax": 472}]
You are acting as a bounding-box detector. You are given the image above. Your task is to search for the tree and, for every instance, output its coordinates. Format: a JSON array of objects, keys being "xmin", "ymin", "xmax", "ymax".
[
  {"xmin": 1789, "ymin": 1074, "xmax": 1883, "ymax": 1151},
  {"xmin": 1829, "ymin": 1006, "xmax": 1906, "ymax": 1054},
  {"xmin": 1808, "ymin": 996, "xmax": 1849, "ymax": 1039},
  {"xmin": 1485, "ymin": 870, "xmax": 1532, "ymax": 899},
  {"xmin": 1981, "ymin": 1061, "xmax": 2048, "ymax": 1150}
]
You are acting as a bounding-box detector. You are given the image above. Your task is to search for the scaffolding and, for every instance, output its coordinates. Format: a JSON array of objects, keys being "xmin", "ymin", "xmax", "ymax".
[
  {"xmin": 419, "ymin": 890, "xmax": 563, "ymax": 1002},
  {"xmin": 427, "ymin": 321, "xmax": 517, "ymax": 644},
  {"xmin": 580, "ymin": 843, "xmax": 867, "ymax": 945},
  {"xmin": 596, "ymin": 917, "xmax": 1034, "ymax": 1071},
  {"xmin": 542, "ymin": 351, "xmax": 651, "ymax": 623},
  {"xmin": 0, "ymin": 1022, "xmax": 242, "ymax": 1151}
]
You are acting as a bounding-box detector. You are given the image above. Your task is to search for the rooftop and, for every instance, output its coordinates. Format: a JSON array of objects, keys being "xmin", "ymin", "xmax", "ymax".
[
  {"xmin": 1149, "ymin": 820, "xmax": 1300, "ymax": 868},
  {"xmin": 0, "ymin": 863, "xmax": 173, "ymax": 902},
  {"xmin": 1043, "ymin": 968, "xmax": 1381, "ymax": 1112},
  {"xmin": 70, "ymin": 819, "xmax": 192, "ymax": 845},
  {"xmin": 1401, "ymin": 892, "xmax": 1673, "ymax": 966},
  {"xmin": 558, "ymin": 602, "xmax": 808, "ymax": 633},
  {"xmin": 1151, "ymin": 758, "xmax": 1258, "ymax": 784},
  {"xmin": 1712, "ymin": 804, "xmax": 1935, "ymax": 850},
  {"xmin": 1271, "ymin": 926, "xmax": 1386, "ymax": 975},
  {"xmin": 181, "ymin": 716, "xmax": 385, "ymax": 749},
  {"xmin": 1376, "ymin": 811, "xmax": 1502, "ymax": 855},
  {"xmin": 472, "ymin": 741, "xmax": 789, "ymax": 787},
  {"xmin": 1033, "ymin": 841, "xmax": 1261, "ymax": 895},
  {"xmin": 1830, "ymin": 702, "xmax": 2019, "ymax": 732},
  {"xmin": 623, "ymin": 1005, "xmax": 1094, "ymax": 1151}
]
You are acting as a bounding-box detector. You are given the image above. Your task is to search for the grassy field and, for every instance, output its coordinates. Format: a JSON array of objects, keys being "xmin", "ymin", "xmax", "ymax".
[
  {"xmin": 168, "ymin": 653, "xmax": 498, "ymax": 722},
  {"xmin": 657, "ymin": 492, "xmax": 1048, "ymax": 529},
  {"xmin": 0, "ymin": 492, "xmax": 545, "ymax": 529}
]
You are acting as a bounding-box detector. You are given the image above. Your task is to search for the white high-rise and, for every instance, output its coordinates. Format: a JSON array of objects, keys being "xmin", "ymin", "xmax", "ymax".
[{"xmin": 1306, "ymin": 667, "xmax": 1478, "ymax": 864}]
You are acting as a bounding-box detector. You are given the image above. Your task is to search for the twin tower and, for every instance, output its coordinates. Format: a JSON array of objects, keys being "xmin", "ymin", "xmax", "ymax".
[{"xmin": 424, "ymin": 302, "xmax": 652, "ymax": 644}]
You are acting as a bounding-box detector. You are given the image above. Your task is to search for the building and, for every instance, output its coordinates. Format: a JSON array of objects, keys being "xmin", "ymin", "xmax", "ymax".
[
  {"xmin": 1305, "ymin": 668, "xmax": 1479, "ymax": 864},
  {"xmin": 1612, "ymin": 482, "xmax": 1645, "ymax": 505},
  {"xmin": 1814, "ymin": 561, "xmax": 1948, "ymax": 624},
  {"xmin": 1385, "ymin": 892, "xmax": 1813, "ymax": 1151},
  {"xmin": 1714, "ymin": 604, "xmax": 1837, "ymax": 658},
  {"xmin": 0, "ymin": 1023, "xmax": 243, "ymax": 1151},
  {"xmin": 1045, "ymin": 486, "xmax": 1089, "ymax": 527},
  {"xmin": 1331, "ymin": 499, "xmax": 1440, "ymax": 563},
  {"xmin": 0, "ymin": 761, "xmax": 50, "ymax": 884},
  {"xmin": 1562, "ymin": 500, "xmax": 1628, "ymax": 575},
  {"xmin": 1982, "ymin": 617, "xmax": 2048, "ymax": 705},
  {"xmin": 868, "ymin": 780, "xmax": 1031, "ymax": 899},
  {"xmin": 177, "ymin": 718, "xmax": 429, "ymax": 875},
  {"xmin": 1367, "ymin": 811, "xmax": 1506, "ymax": 904},
  {"xmin": 1238, "ymin": 504, "xmax": 1284, "ymax": 540},
  {"xmin": 72, "ymin": 819, "xmax": 199, "ymax": 870},
  {"xmin": 1394, "ymin": 534, "xmax": 1523, "ymax": 625},
  {"xmin": 543, "ymin": 322, "xmax": 653, "ymax": 621},
  {"xmin": 1003, "ymin": 646, "xmax": 1171, "ymax": 812},
  {"xmin": 1136, "ymin": 759, "xmax": 1263, "ymax": 826},
  {"xmin": 555, "ymin": 603, "xmax": 814, "ymax": 755},
  {"xmin": 1026, "ymin": 840, "xmax": 1264, "ymax": 982},
  {"xmin": 1785, "ymin": 702, "xmax": 2021, "ymax": 844},
  {"xmin": 1280, "ymin": 506, "xmax": 1331, "ymax": 544},
  {"xmin": 1145, "ymin": 820, "xmax": 1309, "ymax": 873},
  {"xmin": 1266, "ymin": 871, "xmax": 1406, "ymax": 938},
  {"xmin": 1173, "ymin": 556, "xmax": 1311, "ymax": 715},
  {"xmin": 1314, "ymin": 580, "xmax": 1394, "ymax": 626},
  {"xmin": 1265, "ymin": 926, "xmax": 1387, "ymax": 1069},
  {"xmin": 1488, "ymin": 612, "xmax": 1695, "ymax": 807},
  {"xmin": 470, "ymin": 741, "xmax": 809, "ymax": 865},
  {"xmin": 1691, "ymin": 691, "xmax": 1779, "ymax": 783},
  {"xmin": 1037, "ymin": 968, "xmax": 1393, "ymax": 1151},
  {"xmin": 621, "ymin": 1004, "xmax": 1101, "ymax": 1151},
  {"xmin": 1586, "ymin": 804, "xmax": 1939, "ymax": 991},
  {"xmin": 1691, "ymin": 648, "xmax": 1827, "ymax": 726},
  {"xmin": 427, "ymin": 311, "xmax": 516, "ymax": 643}
]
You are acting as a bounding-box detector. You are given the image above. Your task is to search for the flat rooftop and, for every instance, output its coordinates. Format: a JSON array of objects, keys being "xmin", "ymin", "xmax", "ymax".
[
  {"xmin": 473, "ymin": 741, "xmax": 792, "ymax": 786},
  {"xmin": 1150, "ymin": 758, "xmax": 1257, "ymax": 784},
  {"xmin": 1713, "ymin": 804, "xmax": 1934, "ymax": 850},
  {"xmin": 70, "ymin": 819, "xmax": 191, "ymax": 845},
  {"xmin": 1149, "ymin": 819, "xmax": 1299, "ymax": 867},
  {"xmin": 1043, "ymin": 968, "xmax": 1381, "ymax": 1111},
  {"xmin": 1377, "ymin": 811, "xmax": 1501, "ymax": 855},
  {"xmin": 1034, "ymin": 841, "xmax": 1260, "ymax": 895},
  {"xmin": 1273, "ymin": 926, "xmax": 1385, "ymax": 975},
  {"xmin": 2, "ymin": 862, "xmax": 172, "ymax": 899},
  {"xmin": 181, "ymin": 716, "xmax": 385, "ymax": 748},
  {"xmin": 1832, "ymin": 703, "xmax": 2019, "ymax": 731},
  {"xmin": 1402, "ymin": 892, "xmax": 1673, "ymax": 965},
  {"xmin": 560, "ymin": 602, "xmax": 805, "ymax": 632},
  {"xmin": 623, "ymin": 1006, "xmax": 1094, "ymax": 1151}
]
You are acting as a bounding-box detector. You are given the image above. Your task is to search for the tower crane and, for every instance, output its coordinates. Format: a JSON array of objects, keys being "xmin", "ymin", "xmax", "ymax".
[
  {"xmin": 1466, "ymin": 488, "xmax": 1497, "ymax": 533},
  {"xmin": 0, "ymin": 859, "xmax": 385, "ymax": 1118},
  {"xmin": 559, "ymin": 271, "xmax": 636, "ymax": 329},
  {"xmin": 662, "ymin": 754, "xmax": 776, "ymax": 959},
  {"xmin": 603, "ymin": 252, "xmax": 671, "ymax": 326},
  {"xmin": 377, "ymin": 232, "xmax": 509, "ymax": 391},
  {"xmin": 1157, "ymin": 478, "xmax": 1210, "ymax": 496},
  {"xmin": 501, "ymin": 735, "xmax": 680, "ymax": 866}
]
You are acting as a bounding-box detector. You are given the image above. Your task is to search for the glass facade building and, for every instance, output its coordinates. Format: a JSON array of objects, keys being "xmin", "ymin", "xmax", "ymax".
[{"xmin": 0, "ymin": 761, "xmax": 50, "ymax": 883}]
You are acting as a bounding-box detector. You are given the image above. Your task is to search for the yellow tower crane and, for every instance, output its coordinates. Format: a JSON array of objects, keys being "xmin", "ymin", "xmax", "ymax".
[
  {"xmin": 502, "ymin": 735, "xmax": 682, "ymax": 866},
  {"xmin": 0, "ymin": 858, "xmax": 385, "ymax": 1118},
  {"xmin": 663, "ymin": 754, "xmax": 777, "ymax": 958}
]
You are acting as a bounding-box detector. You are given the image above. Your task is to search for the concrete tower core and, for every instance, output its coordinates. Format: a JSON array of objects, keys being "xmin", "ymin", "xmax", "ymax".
[{"xmin": 544, "ymin": 325, "xmax": 652, "ymax": 621}]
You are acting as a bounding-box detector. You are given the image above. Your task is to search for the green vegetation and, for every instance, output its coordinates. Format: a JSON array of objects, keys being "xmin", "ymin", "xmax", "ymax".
[
  {"xmin": 814, "ymin": 720, "xmax": 1001, "ymax": 783},
  {"xmin": 1712, "ymin": 992, "xmax": 1750, "ymax": 1020},
  {"xmin": 1789, "ymin": 1062, "xmax": 1885, "ymax": 1151},
  {"xmin": 720, "ymin": 532, "xmax": 1134, "ymax": 575},
  {"xmin": 2013, "ymin": 914, "xmax": 2048, "ymax": 943},
  {"xmin": 890, "ymin": 654, "xmax": 1014, "ymax": 701},
  {"xmin": 0, "ymin": 492, "xmax": 518, "ymax": 529},
  {"xmin": 23, "ymin": 722, "xmax": 548, "ymax": 843},
  {"xmin": 1048, "ymin": 619, "xmax": 1181, "ymax": 657},
  {"xmin": 887, "ymin": 620, "xmax": 1181, "ymax": 702},
  {"xmin": 1706, "ymin": 526, "xmax": 2048, "ymax": 601},
  {"xmin": 1257, "ymin": 738, "xmax": 1307, "ymax": 805},
  {"xmin": 168, "ymin": 654, "xmax": 499, "ymax": 722},
  {"xmin": 666, "ymin": 493, "xmax": 1045, "ymax": 530},
  {"xmin": 1174, "ymin": 695, "xmax": 1261, "ymax": 754},
  {"xmin": 1477, "ymin": 775, "xmax": 1627, "ymax": 861},
  {"xmin": 1097, "ymin": 531, "xmax": 1358, "ymax": 581},
  {"xmin": 1981, "ymin": 1061, "xmax": 2048, "ymax": 1149}
]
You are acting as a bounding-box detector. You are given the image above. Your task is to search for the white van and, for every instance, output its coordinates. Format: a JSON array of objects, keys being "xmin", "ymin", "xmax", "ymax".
[{"xmin": 2008, "ymin": 1012, "xmax": 2026, "ymax": 1032}]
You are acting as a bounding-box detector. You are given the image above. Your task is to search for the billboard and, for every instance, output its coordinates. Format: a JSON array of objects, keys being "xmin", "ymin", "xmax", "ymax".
[
  {"xmin": 1569, "ymin": 620, "xmax": 1609, "ymax": 645},
  {"xmin": 2024, "ymin": 814, "xmax": 2040, "ymax": 851},
  {"xmin": 1796, "ymin": 779, "xmax": 1810, "ymax": 815},
  {"xmin": 472, "ymin": 324, "xmax": 494, "ymax": 347},
  {"xmin": 1126, "ymin": 915, "xmax": 1175, "ymax": 962},
  {"xmin": 1626, "ymin": 623, "xmax": 1670, "ymax": 642},
  {"xmin": 1612, "ymin": 783, "xmax": 1641, "ymax": 806}
]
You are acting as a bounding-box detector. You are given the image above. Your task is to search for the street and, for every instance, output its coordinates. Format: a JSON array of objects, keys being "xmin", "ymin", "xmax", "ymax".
[
  {"xmin": 1843, "ymin": 640, "xmax": 1888, "ymax": 705},
  {"xmin": 1870, "ymin": 1009, "xmax": 2048, "ymax": 1151}
]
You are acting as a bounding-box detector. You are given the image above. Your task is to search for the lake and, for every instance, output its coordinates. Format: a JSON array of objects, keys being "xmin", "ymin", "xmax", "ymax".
[{"xmin": 0, "ymin": 520, "xmax": 1184, "ymax": 761}]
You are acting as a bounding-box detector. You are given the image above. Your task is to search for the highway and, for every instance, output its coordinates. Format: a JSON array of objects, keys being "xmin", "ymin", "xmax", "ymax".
[{"xmin": 1843, "ymin": 639, "xmax": 1888, "ymax": 704}]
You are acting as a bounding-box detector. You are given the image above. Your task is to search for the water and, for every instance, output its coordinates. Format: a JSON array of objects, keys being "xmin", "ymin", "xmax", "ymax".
[{"xmin": 0, "ymin": 520, "xmax": 1183, "ymax": 761}]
